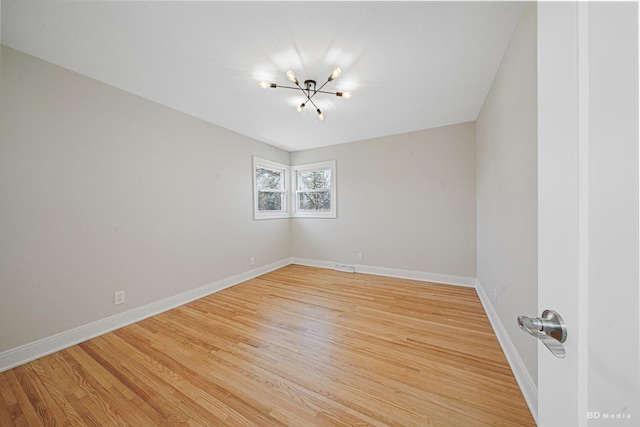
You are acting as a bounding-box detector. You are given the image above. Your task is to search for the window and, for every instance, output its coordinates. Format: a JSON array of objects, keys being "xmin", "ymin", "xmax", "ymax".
[
  {"xmin": 253, "ymin": 158, "xmax": 337, "ymax": 219},
  {"xmin": 253, "ymin": 157, "xmax": 289, "ymax": 219},
  {"xmin": 292, "ymin": 160, "xmax": 336, "ymax": 218}
]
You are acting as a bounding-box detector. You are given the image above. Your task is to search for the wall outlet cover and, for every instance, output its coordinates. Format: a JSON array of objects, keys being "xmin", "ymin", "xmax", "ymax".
[{"xmin": 114, "ymin": 290, "xmax": 126, "ymax": 305}]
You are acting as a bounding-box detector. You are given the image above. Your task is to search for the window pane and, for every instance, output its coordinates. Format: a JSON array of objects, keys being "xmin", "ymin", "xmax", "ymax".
[
  {"xmin": 297, "ymin": 191, "xmax": 331, "ymax": 211},
  {"xmin": 256, "ymin": 168, "xmax": 283, "ymax": 190},
  {"xmin": 297, "ymin": 169, "xmax": 331, "ymax": 191},
  {"xmin": 258, "ymin": 191, "xmax": 283, "ymax": 211}
]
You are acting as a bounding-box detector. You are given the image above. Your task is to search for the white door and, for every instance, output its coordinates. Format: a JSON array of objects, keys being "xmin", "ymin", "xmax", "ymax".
[{"xmin": 537, "ymin": 2, "xmax": 639, "ymax": 426}]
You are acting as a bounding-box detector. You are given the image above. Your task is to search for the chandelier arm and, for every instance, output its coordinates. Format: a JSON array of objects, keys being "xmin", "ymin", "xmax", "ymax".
[
  {"xmin": 275, "ymin": 84, "xmax": 305, "ymax": 91},
  {"xmin": 274, "ymin": 86, "xmax": 341, "ymax": 97},
  {"xmin": 306, "ymin": 90, "xmax": 319, "ymax": 102},
  {"xmin": 307, "ymin": 97, "xmax": 320, "ymax": 111},
  {"xmin": 274, "ymin": 81, "xmax": 339, "ymax": 97},
  {"xmin": 274, "ymin": 83, "xmax": 317, "ymax": 102},
  {"xmin": 294, "ymin": 81, "xmax": 316, "ymax": 101},
  {"xmin": 315, "ymin": 89, "xmax": 339, "ymax": 95},
  {"xmin": 306, "ymin": 83, "xmax": 326, "ymax": 102},
  {"xmin": 315, "ymin": 78, "xmax": 332, "ymax": 93}
]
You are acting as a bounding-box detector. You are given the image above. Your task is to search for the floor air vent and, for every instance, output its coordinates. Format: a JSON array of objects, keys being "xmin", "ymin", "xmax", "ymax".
[{"xmin": 334, "ymin": 264, "xmax": 355, "ymax": 273}]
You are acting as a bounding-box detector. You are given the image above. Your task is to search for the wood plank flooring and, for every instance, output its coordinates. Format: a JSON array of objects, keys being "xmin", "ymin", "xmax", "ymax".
[{"xmin": 0, "ymin": 265, "xmax": 535, "ymax": 426}]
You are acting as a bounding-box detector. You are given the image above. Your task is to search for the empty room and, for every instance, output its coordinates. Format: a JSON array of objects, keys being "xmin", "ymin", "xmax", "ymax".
[{"xmin": 1, "ymin": 1, "xmax": 638, "ymax": 426}]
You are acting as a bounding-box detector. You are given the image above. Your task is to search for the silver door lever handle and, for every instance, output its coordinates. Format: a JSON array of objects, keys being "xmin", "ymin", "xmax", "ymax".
[{"xmin": 517, "ymin": 310, "xmax": 567, "ymax": 358}]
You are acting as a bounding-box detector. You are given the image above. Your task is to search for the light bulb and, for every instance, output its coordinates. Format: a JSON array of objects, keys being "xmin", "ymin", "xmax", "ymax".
[
  {"xmin": 258, "ymin": 81, "xmax": 276, "ymax": 89},
  {"xmin": 317, "ymin": 109, "xmax": 325, "ymax": 121},
  {"xmin": 297, "ymin": 103, "xmax": 306, "ymax": 112},
  {"xmin": 286, "ymin": 70, "xmax": 298, "ymax": 84},
  {"xmin": 336, "ymin": 91, "xmax": 352, "ymax": 99},
  {"xmin": 328, "ymin": 67, "xmax": 342, "ymax": 81}
]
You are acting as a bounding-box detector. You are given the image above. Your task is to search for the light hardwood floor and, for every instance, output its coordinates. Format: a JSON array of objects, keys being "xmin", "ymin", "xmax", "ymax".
[{"xmin": 0, "ymin": 265, "xmax": 535, "ymax": 426}]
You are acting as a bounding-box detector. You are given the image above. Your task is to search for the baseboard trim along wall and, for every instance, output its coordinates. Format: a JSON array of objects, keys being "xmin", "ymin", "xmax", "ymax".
[
  {"xmin": 290, "ymin": 257, "xmax": 477, "ymax": 287},
  {"xmin": 0, "ymin": 258, "xmax": 291, "ymax": 373},
  {"xmin": 475, "ymin": 280, "xmax": 538, "ymax": 424}
]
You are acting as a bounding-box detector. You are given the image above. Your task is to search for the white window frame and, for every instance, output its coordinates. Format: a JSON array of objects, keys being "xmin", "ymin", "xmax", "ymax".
[
  {"xmin": 292, "ymin": 160, "xmax": 337, "ymax": 218},
  {"xmin": 253, "ymin": 157, "xmax": 289, "ymax": 220}
]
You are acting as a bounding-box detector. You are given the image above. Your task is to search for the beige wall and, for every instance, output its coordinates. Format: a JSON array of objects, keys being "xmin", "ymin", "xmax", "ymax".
[
  {"xmin": 476, "ymin": 3, "xmax": 538, "ymax": 388},
  {"xmin": 290, "ymin": 123, "xmax": 477, "ymax": 279},
  {"xmin": 0, "ymin": 46, "xmax": 477, "ymax": 362},
  {"xmin": 0, "ymin": 46, "xmax": 291, "ymax": 353}
]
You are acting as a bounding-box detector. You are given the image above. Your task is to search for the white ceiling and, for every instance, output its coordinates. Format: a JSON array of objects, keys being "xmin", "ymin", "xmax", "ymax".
[{"xmin": 1, "ymin": 1, "xmax": 525, "ymax": 151}]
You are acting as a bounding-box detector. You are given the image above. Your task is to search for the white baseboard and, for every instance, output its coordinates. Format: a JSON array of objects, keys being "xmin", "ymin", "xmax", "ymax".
[
  {"xmin": 0, "ymin": 258, "xmax": 290, "ymax": 373},
  {"xmin": 475, "ymin": 280, "xmax": 538, "ymax": 425},
  {"xmin": 290, "ymin": 257, "xmax": 476, "ymax": 287},
  {"xmin": 290, "ymin": 257, "xmax": 336, "ymax": 270}
]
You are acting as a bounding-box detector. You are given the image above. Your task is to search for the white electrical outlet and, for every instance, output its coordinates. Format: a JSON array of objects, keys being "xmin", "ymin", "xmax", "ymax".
[
  {"xmin": 114, "ymin": 290, "xmax": 125, "ymax": 305},
  {"xmin": 250, "ymin": 256, "xmax": 255, "ymax": 266},
  {"xmin": 493, "ymin": 289, "xmax": 498, "ymax": 303},
  {"xmin": 356, "ymin": 252, "xmax": 363, "ymax": 261}
]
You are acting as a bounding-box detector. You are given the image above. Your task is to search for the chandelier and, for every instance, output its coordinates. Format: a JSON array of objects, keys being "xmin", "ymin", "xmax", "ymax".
[{"xmin": 258, "ymin": 67, "xmax": 352, "ymax": 121}]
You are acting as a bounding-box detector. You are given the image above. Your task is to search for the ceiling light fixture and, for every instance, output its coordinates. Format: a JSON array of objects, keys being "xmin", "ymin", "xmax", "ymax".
[{"xmin": 258, "ymin": 67, "xmax": 352, "ymax": 121}]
